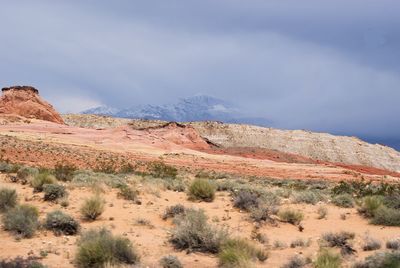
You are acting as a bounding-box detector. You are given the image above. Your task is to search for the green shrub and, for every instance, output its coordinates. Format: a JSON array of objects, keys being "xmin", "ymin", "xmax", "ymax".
[
  {"xmin": 250, "ymin": 205, "xmax": 274, "ymax": 223},
  {"xmin": 2, "ymin": 204, "xmax": 39, "ymax": 238},
  {"xmin": 282, "ymin": 255, "xmax": 307, "ymax": 268},
  {"xmin": 16, "ymin": 166, "xmax": 38, "ymax": 184},
  {"xmin": 290, "ymin": 238, "xmax": 311, "ymax": 248},
  {"xmin": 322, "ymin": 231, "xmax": 355, "ymax": 248},
  {"xmin": 162, "ymin": 204, "xmax": 186, "ymax": 220},
  {"xmin": 117, "ymin": 185, "xmax": 139, "ymax": 202},
  {"xmin": 159, "ymin": 255, "xmax": 183, "ymax": 268},
  {"xmin": 188, "ymin": 179, "xmax": 216, "ymax": 202},
  {"xmin": 44, "ymin": 210, "xmax": 80, "ymax": 235},
  {"xmin": 0, "ymin": 187, "xmax": 17, "ymax": 212},
  {"xmin": 314, "ymin": 250, "xmax": 341, "ymax": 268},
  {"xmin": 75, "ymin": 228, "xmax": 139, "ymax": 268},
  {"xmin": 358, "ymin": 195, "xmax": 384, "ymax": 217},
  {"xmin": 148, "ymin": 161, "xmax": 178, "ymax": 179},
  {"xmin": 218, "ymin": 238, "xmax": 267, "ymax": 267},
  {"xmin": 293, "ymin": 190, "xmax": 323, "ymax": 205},
  {"xmin": 332, "ymin": 194, "xmax": 354, "ymax": 208},
  {"xmin": 371, "ymin": 206, "xmax": 400, "ymax": 226},
  {"xmin": 43, "ymin": 184, "xmax": 66, "ymax": 201},
  {"xmin": 353, "ymin": 251, "xmax": 400, "ymax": 268},
  {"xmin": 383, "ymin": 194, "xmax": 400, "ymax": 209},
  {"xmin": 54, "ymin": 163, "xmax": 76, "ymax": 182},
  {"xmin": 80, "ymin": 195, "xmax": 105, "ymax": 221},
  {"xmin": 170, "ymin": 208, "xmax": 227, "ymax": 253},
  {"xmin": 278, "ymin": 209, "xmax": 304, "ymax": 225},
  {"xmin": 31, "ymin": 172, "xmax": 56, "ymax": 192}
]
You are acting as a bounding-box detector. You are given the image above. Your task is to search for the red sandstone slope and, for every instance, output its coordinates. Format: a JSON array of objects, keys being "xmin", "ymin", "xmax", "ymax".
[{"xmin": 0, "ymin": 86, "xmax": 64, "ymax": 124}]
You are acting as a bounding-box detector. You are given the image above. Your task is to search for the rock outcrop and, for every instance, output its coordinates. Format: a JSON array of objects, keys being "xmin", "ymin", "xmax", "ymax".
[{"xmin": 0, "ymin": 86, "xmax": 64, "ymax": 124}]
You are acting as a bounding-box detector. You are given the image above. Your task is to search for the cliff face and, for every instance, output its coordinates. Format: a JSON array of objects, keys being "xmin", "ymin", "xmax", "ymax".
[{"xmin": 0, "ymin": 86, "xmax": 64, "ymax": 124}]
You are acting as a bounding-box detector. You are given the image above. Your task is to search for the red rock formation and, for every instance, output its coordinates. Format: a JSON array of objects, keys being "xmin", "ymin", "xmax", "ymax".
[{"xmin": 0, "ymin": 86, "xmax": 64, "ymax": 124}]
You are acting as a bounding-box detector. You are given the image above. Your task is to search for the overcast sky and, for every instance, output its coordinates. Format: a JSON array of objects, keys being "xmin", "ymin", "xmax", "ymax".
[{"xmin": 0, "ymin": 0, "xmax": 399, "ymax": 147}]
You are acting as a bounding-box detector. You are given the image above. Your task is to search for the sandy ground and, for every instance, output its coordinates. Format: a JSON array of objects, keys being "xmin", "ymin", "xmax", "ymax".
[{"xmin": 1, "ymin": 174, "xmax": 400, "ymax": 267}]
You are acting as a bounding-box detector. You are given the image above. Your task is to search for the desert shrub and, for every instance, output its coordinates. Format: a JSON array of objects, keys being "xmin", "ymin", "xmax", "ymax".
[
  {"xmin": 233, "ymin": 190, "xmax": 260, "ymax": 211},
  {"xmin": 80, "ymin": 195, "xmax": 105, "ymax": 221},
  {"xmin": 362, "ymin": 236, "xmax": 381, "ymax": 251},
  {"xmin": 162, "ymin": 204, "xmax": 186, "ymax": 220},
  {"xmin": 159, "ymin": 255, "xmax": 183, "ymax": 268},
  {"xmin": 0, "ymin": 161, "xmax": 20, "ymax": 173},
  {"xmin": 16, "ymin": 166, "xmax": 38, "ymax": 184},
  {"xmin": 218, "ymin": 238, "xmax": 267, "ymax": 267},
  {"xmin": 54, "ymin": 163, "xmax": 76, "ymax": 182},
  {"xmin": 250, "ymin": 205, "xmax": 274, "ymax": 223},
  {"xmin": 163, "ymin": 178, "xmax": 186, "ymax": 192},
  {"xmin": 278, "ymin": 208, "xmax": 304, "ymax": 225},
  {"xmin": 147, "ymin": 161, "xmax": 178, "ymax": 179},
  {"xmin": 290, "ymin": 238, "xmax": 311, "ymax": 248},
  {"xmin": 75, "ymin": 228, "xmax": 139, "ymax": 267},
  {"xmin": 169, "ymin": 208, "xmax": 228, "ymax": 253},
  {"xmin": 188, "ymin": 179, "xmax": 216, "ymax": 202},
  {"xmin": 314, "ymin": 250, "xmax": 341, "ymax": 268},
  {"xmin": 358, "ymin": 195, "xmax": 384, "ymax": 217},
  {"xmin": 72, "ymin": 170, "xmax": 127, "ymax": 189},
  {"xmin": 0, "ymin": 256, "xmax": 46, "ymax": 268},
  {"xmin": 353, "ymin": 251, "xmax": 400, "ymax": 268},
  {"xmin": 293, "ymin": 190, "xmax": 324, "ymax": 205},
  {"xmin": 282, "ymin": 255, "xmax": 307, "ymax": 268},
  {"xmin": 0, "ymin": 187, "xmax": 17, "ymax": 212},
  {"xmin": 370, "ymin": 206, "xmax": 400, "ymax": 226},
  {"xmin": 44, "ymin": 210, "xmax": 80, "ymax": 236},
  {"xmin": 31, "ymin": 171, "xmax": 56, "ymax": 192},
  {"xmin": 332, "ymin": 194, "xmax": 354, "ymax": 208},
  {"xmin": 43, "ymin": 184, "xmax": 66, "ymax": 201},
  {"xmin": 117, "ymin": 185, "xmax": 139, "ymax": 201},
  {"xmin": 332, "ymin": 180, "xmax": 400, "ymax": 198},
  {"xmin": 273, "ymin": 240, "xmax": 288, "ymax": 249},
  {"xmin": 386, "ymin": 238, "xmax": 400, "ymax": 250},
  {"xmin": 317, "ymin": 206, "xmax": 328, "ymax": 219},
  {"xmin": 2, "ymin": 204, "xmax": 39, "ymax": 238},
  {"xmin": 322, "ymin": 231, "xmax": 355, "ymax": 248},
  {"xmin": 383, "ymin": 194, "xmax": 400, "ymax": 209}
]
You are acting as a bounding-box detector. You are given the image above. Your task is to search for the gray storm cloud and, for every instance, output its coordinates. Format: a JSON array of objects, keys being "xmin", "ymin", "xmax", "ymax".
[{"xmin": 0, "ymin": 0, "xmax": 399, "ymax": 148}]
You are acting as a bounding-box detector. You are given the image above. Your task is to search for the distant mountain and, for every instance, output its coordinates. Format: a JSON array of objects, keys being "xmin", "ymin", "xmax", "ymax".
[{"xmin": 82, "ymin": 95, "xmax": 271, "ymax": 126}]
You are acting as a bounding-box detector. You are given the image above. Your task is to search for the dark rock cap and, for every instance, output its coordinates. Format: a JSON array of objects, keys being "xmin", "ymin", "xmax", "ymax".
[{"xmin": 2, "ymin": 86, "xmax": 39, "ymax": 94}]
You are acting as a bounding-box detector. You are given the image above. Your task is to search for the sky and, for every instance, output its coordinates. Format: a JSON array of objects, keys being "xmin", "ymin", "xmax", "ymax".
[{"xmin": 0, "ymin": 0, "xmax": 399, "ymax": 149}]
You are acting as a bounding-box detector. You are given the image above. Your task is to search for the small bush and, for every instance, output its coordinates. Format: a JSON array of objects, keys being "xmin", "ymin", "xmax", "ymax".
[
  {"xmin": 16, "ymin": 166, "xmax": 38, "ymax": 184},
  {"xmin": 293, "ymin": 190, "xmax": 323, "ymax": 205},
  {"xmin": 117, "ymin": 185, "xmax": 139, "ymax": 202},
  {"xmin": 148, "ymin": 161, "xmax": 178, "ymax": 179},
  {"xmin": 282, "ymin": 255, "xmax": 307, "ymax": 268},
  {"xmin": 218, "ymin": 238, "xmax": 267, "ymax": 267},
  {"xmin": 0, "ymin": 256, "xmax": 46, "ymax": 268},
  {"xmin": 278, "ymin": 208, "xmax": 304, "ymax": 225},
  {"xmin": 358, "ymin": 195, "xmax": 384, "ymax": 218},
  {"xmin": 159, "ymin": 255, "xmax": 183, "ymax": 268},
  {"xmin": 362, "ymin": 236, "xmax": 381, "ymax": 251},
  {"xmin": 44, "ymin": 210, "xmax": 80, "ymax": 236},
  {"xmin": 54, "ymin": 163, "xmax": 76, "ymax": 182},
  {"xmin": 290, "ymin": 238, "xmax": 310, "ymax": 248},
  {"xmin": 273, "ymin": 240, "xmax": 287, "ymax": 249},
  {"xmin": 370, "ymin": 206, "xmax": 400, "ymax": 226},
  {"xmin": 0, "ymin": 187, "xmax": 17, "ymax": 212},
  {"xmin": 317, "ymin": 206, "xmax": 328, "ymax": 219},
  {"xmin": 332, "ymin": 194, "xmax": 354, "ymax": 208},
  {"xmin": 250, "ymin": 205, "xmax": 274, "ymax": 223},
  {"xmin": 2, "ymin": 204, "xmax": 39, "ymax": 238},
  {"xmin": 353, "ymin": 251, "xmax": 400, "ymax": 268},
  {"xmin": 188, "ymin": 179, "xmax": 216, "ymax": 202},
  {"xmin": 162, "ymin": 204, "xmax": 186, "ymax": 220},
  {"xmin": 31, "ymin": 172, "xmax": 56, "ymax": 192},
  {"xmin": 386, "ymin": 238, "xmax": 400, "ymax": 250},
  {"xmin": 75, "ymin": 228, "xmax": 139, "ymax": 267},
  {"xmin": 322, "ymin": 231, "xmax": 355, "ymax": 248},
  {"xmin": 314, "ymin": 250, "xmax": 341, "ymax": 268},
  {"xmin": 80, "ymin": 195, "xmax": 105, "ymax": 221},
  {"xmin": 233, "ymin": 190, "xmax": 260, "ymax": 211},
  {"xmin": 170, "ymin": 208, "xmax": 227, "ymax": 253},
  {"xmin": 43, "ymin": 184, "xmax": 66, "ymax": 201}
]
